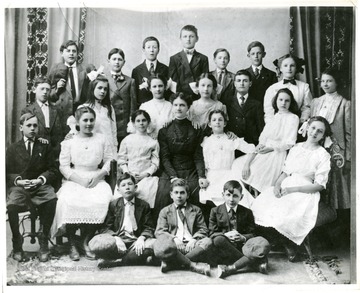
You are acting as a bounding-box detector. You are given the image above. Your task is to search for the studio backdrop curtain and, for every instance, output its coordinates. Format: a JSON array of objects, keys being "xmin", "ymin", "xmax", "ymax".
[
  {"xmin": 289, "ymin": 6, "xmax": 354, "ymax": 99},
  {"xmin": 5, "ymin": 7, "xmax": 87, "ymax": 147}
]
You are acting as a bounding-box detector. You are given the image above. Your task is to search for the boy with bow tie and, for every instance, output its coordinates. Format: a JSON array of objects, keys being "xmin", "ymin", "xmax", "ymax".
[
  {"xmin": 6, "ymin": 113, "xmax": 59, "ymax": 262},
  {"xmin": 89, "ymin": 173, "xmax": 157, "ymax": 268},
  {"xmin": 209, "ymin": 180, "xmax": 270, "ymax": 278},
  {"xmin": 153, "ymin": 179, "xmax": 212, "ymax": 276},
  {"xmin": 169, "ymin": 25, "xmax": 209, "ymax": 101},
  {"xmin": 132, "ymin": 36, "xmax": 170, "ymax": 107},
  {"xmin": 21, "ymin": 76, "xmax": 66, "ymax": 158}
]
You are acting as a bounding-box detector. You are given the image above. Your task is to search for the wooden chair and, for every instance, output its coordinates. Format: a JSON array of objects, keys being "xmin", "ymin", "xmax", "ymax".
[
  {"xmin": 55, "ymin": 159, "xmax": 117, "ymax": 245},
  {"xmin": 303, "ymin": 201, "xmax": 337, "ymax": 261}
]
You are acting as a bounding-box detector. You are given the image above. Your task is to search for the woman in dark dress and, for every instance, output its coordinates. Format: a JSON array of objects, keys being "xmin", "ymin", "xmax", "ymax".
[{"xmin": 153, "ymin": 93, "xmax": 209, "ymax": 220}]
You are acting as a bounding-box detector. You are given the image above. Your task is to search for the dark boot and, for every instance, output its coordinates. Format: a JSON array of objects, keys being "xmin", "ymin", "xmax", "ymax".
[
  {"xmin": 67, "ymin": 225, "xmax": 80, "ymax": 261},
  {"xmin": 12, "ymin": 236, "xmax": 28, "ymax": 262},
  {"xmin": 38, "ymin": 233, "xmax": 50, "ymax": 262}
]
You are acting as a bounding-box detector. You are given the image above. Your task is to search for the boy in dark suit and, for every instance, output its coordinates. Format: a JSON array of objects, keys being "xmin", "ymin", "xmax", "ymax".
[
  {"xmin": 169, "ymin": 25, "xmax": 209, "ymax": 100},
  {"xmin": 209, "ymin": 180, "xmax": 270, "ymax": 278},
  {"xmin": 245, "ymin": 41, "xmax": 278, "ymax": 106},
  {"xmin": 89, "ymin": 173, "xmax": 157, "ymax": 268},
  {"xmin": 132, "ymin": 36, "xmax": 170, "ymax": 107},
  {"xmin": 210, "ymin": 48, "xmax": 235, "ymax": 102},
  {"xmin": 21, "ymin": 76, "xmax": 66, "ymax": 158},
  {"xmin": 48, "ymin": 40, "xmax": 96, "ymax": 121},
  {"xmin": 222, "ymin": 70, "xmax": 264, "ymax": 155},
  {"xmin": 153, "ymin": 179, "xmax": 212, "ymax": 276},
  {"xmin": 6, "ymin": 113, "xmax": 58, "ymax": 262}
]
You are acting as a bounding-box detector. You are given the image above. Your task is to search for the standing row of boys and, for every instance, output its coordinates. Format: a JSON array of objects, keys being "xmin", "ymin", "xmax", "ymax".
[{"xmin": 6, "ymin": 24, "xmax": 350, "ymax": 278}]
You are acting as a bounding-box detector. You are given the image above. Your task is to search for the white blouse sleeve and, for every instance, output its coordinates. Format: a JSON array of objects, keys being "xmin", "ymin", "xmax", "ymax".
[
  {"xmin": 117, "ymin": 137, "xmax": 129, "ymax": 173},
  {"xmin": 143, "ymin": 140, "xmax": 160, "ymax": 175},
  {"xmin": 263, "ymin": 86, "xmax": 276, "ymax": 124},
  {"xmin": 314, "ymin": 150, "xmax": 331, "ymax": 188},
  {"xmin": 300, "ymin": 83, "xmax": 313, "ymax": 122},
  {"xmin": 101, "ymin": 135, "xmax": 113, "ymax": 174},
  {"xmin": 235, "ymin": 137, "xmax": 256, "ymax": 153},
  {"xmin": 59, "ymin": 139, "xmax": 73, "ymax": 179},
  {"xmin": 266, "ymin": 115, "xmax": 299, "ymax": 152},
  {"xmin": 282, "ymin": 145, "xmax": 298, "ymax": 175},
  {"xmin": 110, "ymin": 106, "xmax": 118, "ymax": 148}
]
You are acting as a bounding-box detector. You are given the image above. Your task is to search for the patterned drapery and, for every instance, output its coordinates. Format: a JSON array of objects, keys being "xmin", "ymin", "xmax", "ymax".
[
  {"xmin": 27, "ymin": 8, "xmax": 48, "ymax": 104},
  {"xmin": 77, "ymin": 7, "xmax": 87, "ymax": 64},
  {"xmin": 290, "ymin": 7, "xmax": 354, "ymax": 98}
]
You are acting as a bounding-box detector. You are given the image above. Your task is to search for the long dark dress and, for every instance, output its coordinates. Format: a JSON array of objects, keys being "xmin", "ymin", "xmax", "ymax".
[{"xmin": 153, "ymin": 118, "xmax": 206, "ymax": 220}]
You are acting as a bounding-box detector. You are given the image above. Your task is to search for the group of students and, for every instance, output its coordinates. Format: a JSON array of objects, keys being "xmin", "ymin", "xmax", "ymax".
[{"xmin": 6, "ymin": 23, "xmax": 351, "ymax": 278}]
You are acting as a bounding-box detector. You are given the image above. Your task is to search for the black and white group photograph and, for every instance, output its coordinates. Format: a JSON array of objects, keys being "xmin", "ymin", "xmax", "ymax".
[{"xmin": 2, "ymin": 1, "xmax": 357, "ymax": 290}]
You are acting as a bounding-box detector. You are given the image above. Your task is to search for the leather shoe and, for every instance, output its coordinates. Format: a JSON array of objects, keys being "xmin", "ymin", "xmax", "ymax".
[
  {"xmin": 217, "ymin": 264, "xmax": 235, "ymax": 278},
  {"xmin": 69, "ymin": 244, "xmax": 80, "ymax": 261},
  {"xmin": 38, "ymin": 250, "xmax": 50, "ymax": 262},
  {"xmin": 284, "ymin": 244, "xmax": 298, "ymax": 262},
  {"xmin": 38, "ymin": 235, "xmax": 50, "ymax": 262},
  {"xmin": 97, "ymin": 258, "xmax": 123, "ymax": 269},
  {"xmin": 257, "ymin": 257, "xmax": 268, "ymax": 274},
  {"xmin": 190, "ymin": 262, "xmax": 211, "ymax": 276},
  {"xmin": 160, "ymin": 261, "xmax": 171, "ymax": 273},
  {"xmin": 12, "ymin": 250, "xmax": 29, "ymax": 262}
]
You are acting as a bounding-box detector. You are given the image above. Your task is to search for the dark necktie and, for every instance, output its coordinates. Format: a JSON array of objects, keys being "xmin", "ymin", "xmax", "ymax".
[
  {"xmin": 149, "ymin": 63, "xmax": 155, "ymax": 76},
  {"xmin": 283, "ymin": 79, "xmax": 297, "ymax": 85},
  {"xmin": 186, "ymin": 50, "xmax": 193, "ymax": 55},
  {"xmin": 68, "ymin": 66, "xmax": 76, "ymax": 99},
  {"xmin": 112, "ymin": 74, "xmax": 121, "ymax": 82},
  {"xmin": 229, "ymin": 208, "xmax": 237, "ymax": 230},
  {"xmin": 177, "ymin": 206, "xmax": 186, "ymax": 224},
  {"xmin": 239, "ymin": 96, "xmax": 245, "ymax": 107},
  {"xmin": 218, "ymin": 71, "xmax": 224, "ymax": 85},
  {"xmin": 254, "ymin": 68, "xmax": 260, "ymax": 78},
  {"xmin": 26, "ymin": 139, "xmax": 32, "ymax": 156}
]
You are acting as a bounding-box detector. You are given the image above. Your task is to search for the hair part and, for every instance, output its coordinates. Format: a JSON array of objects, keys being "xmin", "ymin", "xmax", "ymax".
[
  {"xmin": 271, "ymin": 88, "xmax": 300, "ymax": 115},
  {"xmin": 117, "ymin": 172, "xmax": 136, "ymax": 186},
  {"xmin": 170, "ymin": 92, "xmax": 193, "ymax": 108},
  {"xmin": 142, "ymin": 36, "xmax": 160, "ymax": 49},
  {"xmin": 180, "ymin": 24, "xmax": 198, "ymax": 38},
  {"xmin": 170, "ymin": 178, "xmax": 190, "ymax": 194},
  {"xmin": 223, "ymin": 180, "xmax": 243, "ymax": 193},
  {"xmin": 60, "ymin": 40, "xmax": 79, "ymax": 53},
  {"xmin": 86, "ymin": 76, "xmax": 113, "ymax": 120},
  {"xmin": 131, "ymin": 109, "xmax": 151, "ymax": 123},
  {"xmin": 307, "ymin": 116, "xmax": 332, "ymax": 146},
  {"xmin": 149, "ymin": 73, "xmax": 167, "ymax": 89},
  {"xmin": 235, "ymin": 69, "xmax": 252, "ymax": 82},
  {"xmin": 108, "ymin": 48, "xmax": 125, "ymax": 60},
  {"xmin": 196, "ymin": 72, "xmax": 217, "ymax": 90},
  {"xmin": 33, "ymin": 76, "xmax": 51, "ymax": 88},
  {"xmin": 247, "ymin": 41, "xmax": 265, "ymax": 53},
  {"xmin": 213, "ymin": 48, "xmax": 230, "ymax": 60},
  {"xmin": 20, "ymin": 113, "xmax": 36, "ymax": 125},
  {"xmin": 208, "ymin": 109, "xmax": 228, "ymax": 123}
]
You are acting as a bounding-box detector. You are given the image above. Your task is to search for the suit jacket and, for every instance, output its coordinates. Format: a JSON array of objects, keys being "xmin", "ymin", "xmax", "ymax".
[
  {"xmin": 101, "ymin": 197, "xmax": 154, "ymax": 239},
  {"xmin": 210, "ymin": 69, "xmax": 235, "ymax": 102},
  {"xmin": 209, "ymin": 203, "xmax": 256, "ymax": 240},
  {"xmin": 246, "ymin": 66, "xmax": 278, "ymax": 105},
  {"xmin": 311, "ymin": 94, "xmax": 351, "ymax": 161},
  {"xmin": 131, "ymin": 60, "xmax": 170, "ymax": 106},
  {"xmin": 21, "ymin": 102, "xmax": 66, "ymax": 157},
  {"xmin": 222, "ymin": 90, "xmax": 265, "ymax": 145},
  {"xmin": 6, "ymin": 138, "xmax": 59, "ymax": 189},
  {"xmin": 169, "ymin": 50, "xmax": 209, "ymax": 97},
  {"xmin": 104, "ymin": 68, "xmax": 137, "ymax": 138},
  {"xmin": 155, "ymin": 203, "xmax": 208, "ymax": 240},
  {"xmin": 48, "ymin": 62, "xmax": 95, "ymax": 120}
]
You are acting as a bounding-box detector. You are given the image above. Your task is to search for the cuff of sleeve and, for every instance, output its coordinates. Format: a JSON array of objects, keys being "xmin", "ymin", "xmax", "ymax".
[
  {"xmin": 38, "ymin": 176, "xmax": 47, "ymax": 185},
  {"xmin": 14, "ymin": 176, "xmax": 22, "ymax": 186}
]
